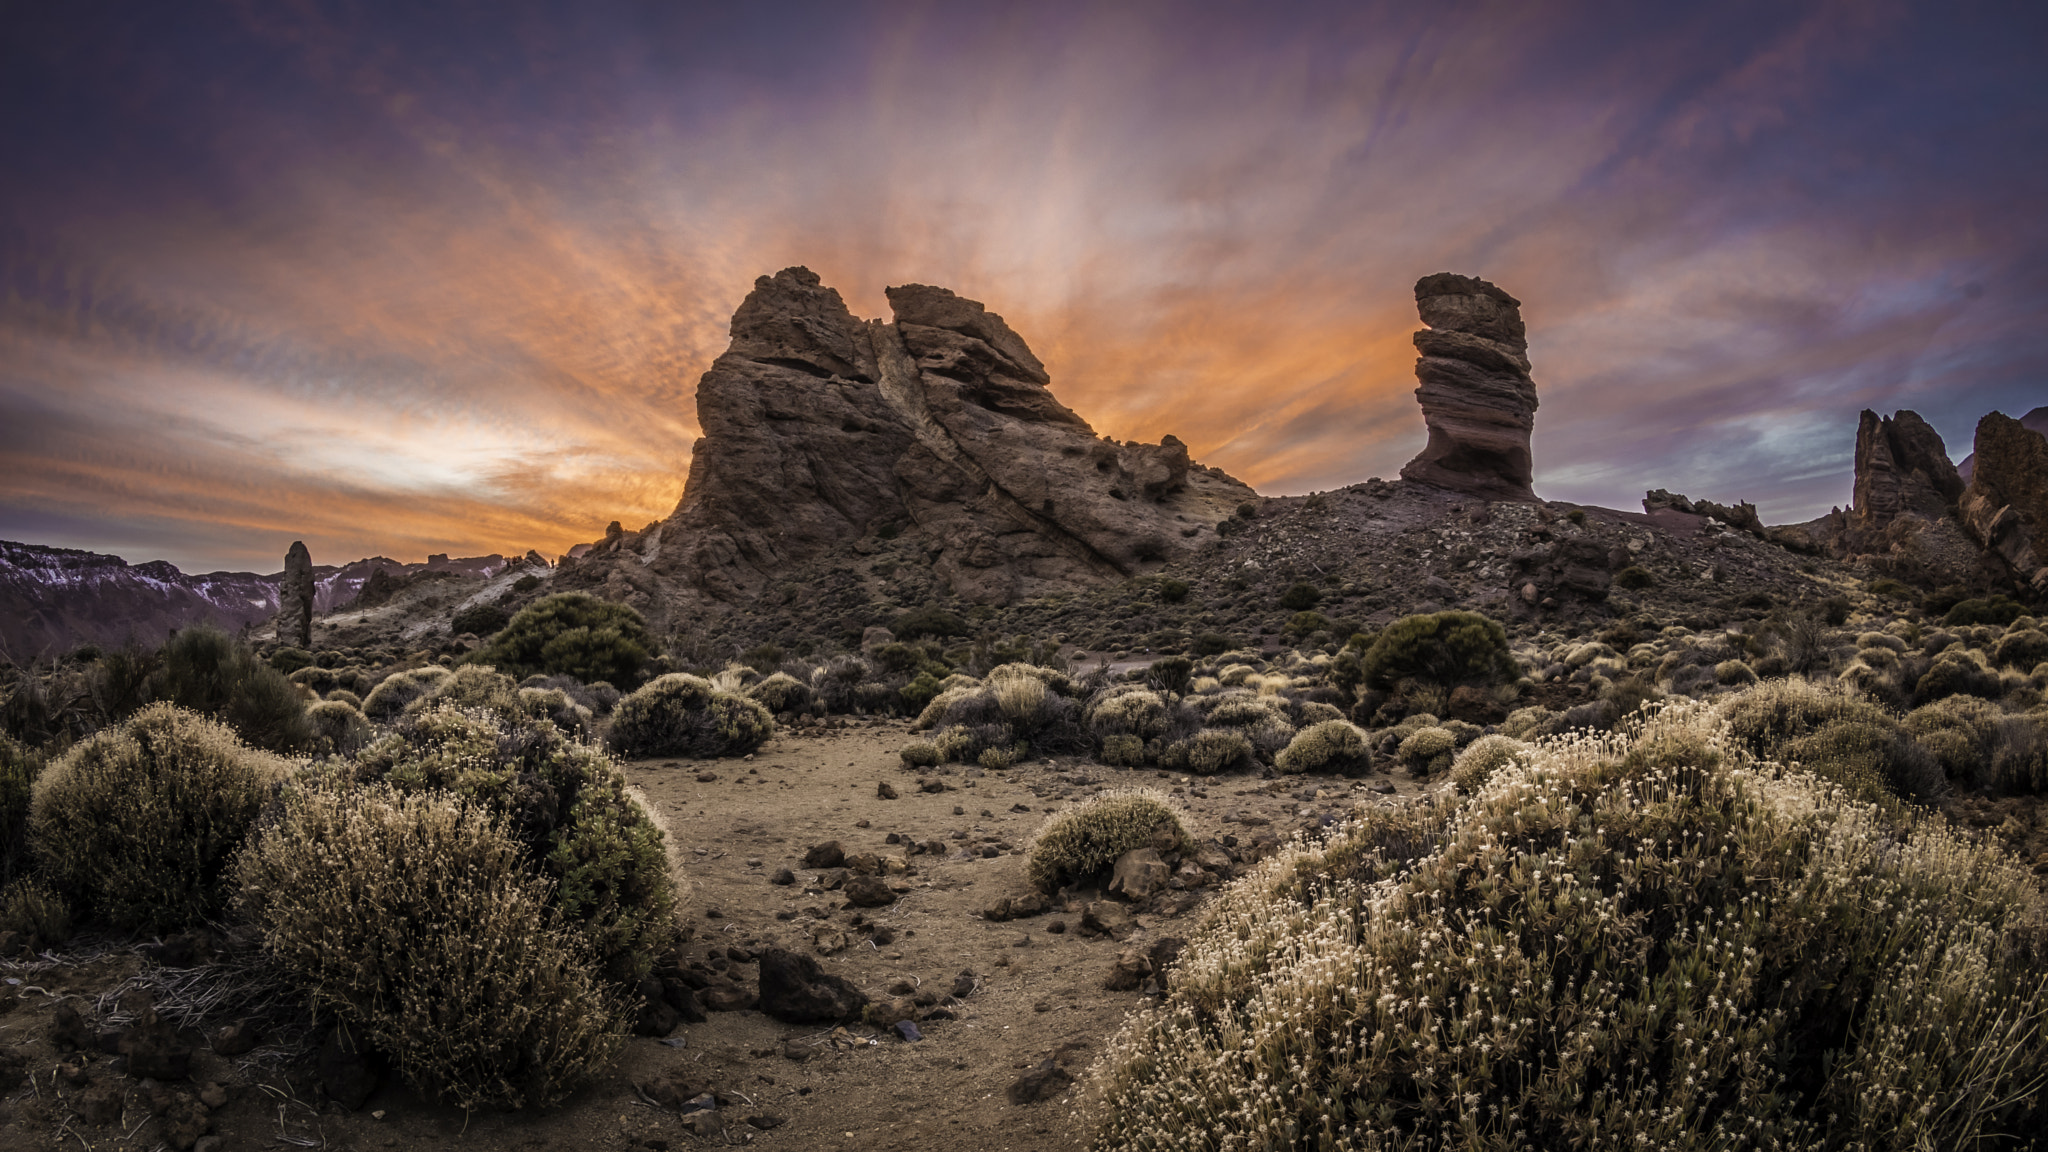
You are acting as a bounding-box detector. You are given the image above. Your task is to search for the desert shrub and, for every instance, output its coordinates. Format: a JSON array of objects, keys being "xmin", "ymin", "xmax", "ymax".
[
  {"xmin": 1915, "ymin": 649, "xmax": 2002, "ymax": 704},
  {"xmin": 747, "ymin": 671, "xmax": 814, "ymax": 715},
  {"xmin": 1099, "ymin": 734, "xmax": 1147, "ymax": 767},
  {"xmin": 808, "ymin": 655, "xmax": 875, "ymax": 713},
  {"xmin": 0, "ymin": 876, "xmax": 71, "ymax": 952},
  {"xmin": 287, "ymin": 666, "xmax": 336, "ymax": 696},
  {"xmin": 978, "ymin": 746, "xmax": 1016, "ymax": 770},
  {"xmin": 1725, "ymin": 680, "xmax": 1939, "ymax": 805},
  {"xmin": 1357, "ymin": 611, "xmax": 1516, "ymax": 695},
  {"xmin": 609, "ymin": 674, "xmax": 774, "ymax": 760},
  {"xmin": 1146, "ymin": 655, "xmax": 1194, "ymax": 696},
  {"xmin": 30, "ymin": 704, "xmax": 288, "ymax": 930},
  {"xmin": 1087, "ymin": 687, "xmax": 1174, "ymax": 744},
  {"xmin": 1869, "ymin": 577, "xmax": 1915, "ymax": 602},
  {"xmin": 410, "ymin": 664, "xmax": 526, "ymax": 721},
  {"xmin": 1284, "ymin": 610, "xmax": 1333, "ymax": 639},
  {"xmin": 1858, "ymin": 631, "xmax": 1908, "ymax": 653},
  {"xmin": 236, "ymin": 785, "xmax": 623, "ymax": 1110},
  {"xmin": 1713, "ymin": 658, "xmax": 1757, "ymax": 686},
  {"xmin": 1500, "ymin": 705, "xmax": 1557, "ymax": 740},
  {"xmin": 1158, "ymin": 578, "xmax": 1191, "ymax": 604},
  {"xmin": 1278, "ymin": 583, "xmax": 1321, "ymax": 611},
  {"xmin": 899, "ymin": 671, "xmax": 944, "ymax": 714},
  {"xmin": 1449, "ymin": 733, "xmax": 1525, "ymax": 794},
  {"xmin": 451, "ymin": 602, "xmax": 512, "ymax": 638},
  {"xmin": 1905, "ymin": 695, "xmax": 2003, "ymax": 789},
  {"xmin": 1993, "ymin": 628, "xmax": 2048, "ymax": 670},
  {"xmin": 892, "ymin": 606, "xmax": 969, "ymax": 640},
  {"xmin": 1395, "ymin": 726, "xmax": 1456, "ymax": 776},
  {"xmin": 1190, "ymin": 633, "xmax": 1233, "ymax": 658},
  {"xmin": 899, "ymin": 740, "xmax": 941, "ymax": 768},
  {"xmin": 1161, "ymin": 730, "xmax": 1256, "ymax": 776},
  {"xmin": 1273, "ymin": 720, "xmax": 1371, "ymax": 776},
  {"xmin": 1987, "ymin": 713, "xmax": 2048, "ymax": 792},
  {"xmin": 307, "ymin": 700, "xmax": 373, "ymax": 756},
  {"xmin": 467, "ymin": 593, "xmax": 651, "ymax": 687},
  {"xmin": 1613, "ymin": 564, "xmax": 1655, "ymax": 590},
  {"xmin": 512, "ymin": 573, "xmax": 543, "ymax": 593},
  {"xmin": 1026, "ymin": 788, "xmax": 1191, "ymax": 892},
  {"xmin": 1943, "ymin": 595, "xmax": 2025, "ymax": 628},
  {"xmin": 1089, "ymin": 701, "xmax": 2048, "ymax": 1151},
  {"xmin": 0, "ymin": 734, "xmax": 42, "ymax": 881},
  {"xmin": 361, "ymin": 665, "xmax": 452, "ymax": 721},
  {"xmin": 150, "ymin": 627, "xmax": 313, "ymax": 752},
  {"xmin": 853, "ymin": 681, "xmax": 897, "ymax": 715},
  {"xmin": 519, "ymin": 687, "xmax": 593, "ymax": 737},
  {"xmin": 268, "ymin": 647, "xmax": 315, "ymax": 674}
]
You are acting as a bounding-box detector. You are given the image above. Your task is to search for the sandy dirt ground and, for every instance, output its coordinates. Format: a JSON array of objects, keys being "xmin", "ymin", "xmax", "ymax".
[{"xmin": 0, "ymin": 719, "xmax": 1442, "ymax": 1152}]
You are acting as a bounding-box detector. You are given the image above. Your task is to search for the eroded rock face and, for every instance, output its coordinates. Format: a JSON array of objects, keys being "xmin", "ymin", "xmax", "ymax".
[
  {"xmin": 278, "ymin": 541, "xmax": 313, "ymax": 649},
  {"xmin": 1958, "ymin": 411, "xmax": 2048, "ymax": 594},
  {"xmin": 642, "ymin": 267, "xmax": 1253, "ymax": 605},
  {"xmin": 1398, "ymin": 273, "xmax": 1539, "ymax": 502},
  {"xmin": 1850, "ymin": 410, "xmax": 1964, "ymax": 533}
]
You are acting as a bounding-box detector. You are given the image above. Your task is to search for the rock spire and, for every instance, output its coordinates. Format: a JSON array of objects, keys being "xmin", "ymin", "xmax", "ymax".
[
  {"xmin": 278, "ymin": 541, "xmax": 313, "ymax": 648},
  {"xmin": 1398, "ymin": 273, "xmax": 1540, "ymax": 502}
]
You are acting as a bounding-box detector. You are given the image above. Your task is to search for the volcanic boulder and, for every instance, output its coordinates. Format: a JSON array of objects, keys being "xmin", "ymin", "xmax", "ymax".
[
  {"xmin": 1398, "ymin": 273, "xmax": 1540, "ymax": 502},
  {"xmin": 1958, "ymin": 411, "xmax": 2048, "ymax": 594},
  {"xmin": 278, "ymin": 541, "xmax": 314, "ymax": 649}
]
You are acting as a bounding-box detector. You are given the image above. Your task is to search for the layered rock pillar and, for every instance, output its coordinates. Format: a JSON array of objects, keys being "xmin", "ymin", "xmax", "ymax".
[
  {"xmin": 278, "ymin": 541, "xmax": 313, "ymax": 648},
  {"xmin": 1398, "ymin": 273, "xmax": 1540, "ymax": 502}
]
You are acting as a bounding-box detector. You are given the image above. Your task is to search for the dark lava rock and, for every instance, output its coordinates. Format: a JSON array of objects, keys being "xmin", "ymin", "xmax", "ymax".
[
  {"xmin": 314, "ymin": 1026, "xmax": 384, "ymax": 1111},
  {"xmin": 211, "ymin": 1019, "xmax": 260, "ymax": 1056},
  {"xmin": 876, "ymin": 781, "xmax": 899, "ymax": 799},
  {"xmin": 121, "ymin": 1008, "xmax": 192, "ymax": 1081},
  {"xmin": 770, "ymin": 866, "xmax": 797, "ymax": 886},
  {"xmin": 802, "ymin": 840, "xmax": 846, "ymax": 869},
  {"xmin": 1080, "ymin": 900, "xmax": 1137, "ymax": 941},
  {"xmin": 48, "ymin": 1004, "xmax": 91, "ymax": 1052},
  {"xmin": 756, "ymin": 948, "xmax": 869, "ymax": 1024},
  {"xmin": 633, "ymin": 978, "xmax": 683, "ymax": 1037},
  {"xmin": 842, "ymin": 874, "xmax": 898, "ymax": 907}
]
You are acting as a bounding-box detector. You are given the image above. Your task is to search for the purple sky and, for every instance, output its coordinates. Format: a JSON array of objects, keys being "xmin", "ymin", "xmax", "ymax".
[{"xmin": 3, "ymin": 0, "xmax": 2044, "ymax": 573}]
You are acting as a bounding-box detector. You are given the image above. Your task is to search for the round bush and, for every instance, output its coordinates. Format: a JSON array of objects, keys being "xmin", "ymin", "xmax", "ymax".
[
  {"xmin": 1713, "ymin": 658, "xmax": 1757, "ymax": 686},
  {"xmin": 900, "ymin": 740, "xmax": 941, "ymax": 768},
  {"xmin": 1161, "ymin": 730, "xmax": 1255, "ymax": 776},
  {"xmin": 410, "ymin": 664, "xmax": 526, "ymax": 721},
  {"xmin": 1274, "ymin": 720, "xmax": 1371, "ymax": 776},
  {"xmin": 236, "ymin": 784, "xmax": 623, "ymax": 1110},
  {"xmin": 1396, "ymin": 726, "xmax": 1456, "ymax": 775},
  {"xmin": 1090, "ymin": 702, "xmax": 2048, "ymax": 1150},
  {"xmin": 467, "ymin": 593, "xmax": 651, "ymax": 686},
  {"xmin": 1026, "ymin": 789, "xmax": 1192, "ymax": 893},
  {"xmin": 1099, "ymin": 733, "xmax": 1148, "ymax": 767},
  {"xmin": 747, "ymin": 671, "xmax": 814, "ymax": 715},
  {"xmin": 361, "ymin": 666, "xmax": 453, "ymax": 721},
  {"xmin": 1358, "ymin": 611, "xmax": 1516, "ymax": 693},
  {"xmin": 1993, "ymin": 628, "xmax": 2048, "ymax": 670},
  {"xmin": 153, "ymin": 627, "xmax": 314, "ymax": 753},
  {"xmin": 1087, "ymin": 687, "xmax": 1174, "ymax": 743},
  {"xmin": 1914, "ymin": 650, "xmax": 2001, "ymax": 704},
  {"xmin": 30, "ymin": 703, "xmax": 287, "ymax": 930},
  {"xmin": 288, "ymin": 665, "xmax": 338, "ymax": 695},
  {"xmin": 451, "ymin": 601, "xmax": 512, "ymax": 638},
  {"xmin": 267, "ymin": 647, "xmax": 315, "ymax": 674},
  {"xmin": 307, "ymin": 700, "xmax": 373, "ymax": 757},
  {"xmin": 0, "ymin": 876, "xmax": 72, "ymax": 952},
  {"xmin": 608, "ymin": 674, "xmax": 774, "ymax": 759},
  {"xmin": 1449, "ymin": 733, "xmax": 1526, "ymax": 794}
]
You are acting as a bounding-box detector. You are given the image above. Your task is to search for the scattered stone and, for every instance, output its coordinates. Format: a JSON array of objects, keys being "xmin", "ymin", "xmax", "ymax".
[
  {"xmin": 803, "ymin": 841, "xmax": 846, "ymax": 869},
  {"xmin": 635, "ymin": 1068, "xmax": 712, "ymax": 1109},
  {"xmin": 770, "ymin": 866, "xmax": 796, "ymax": 886},
  {"xmin": 843, "ymin": 874, "xmax": 897, "ymax": 907},
  {"xmin": 198, "ymin": 1081, "xmax": 229, "ymax": 1109},
  {"xmin": 633, "ymin": 979, "xmax": 682, "ymax": 1036},
  {"xmin": 1103, "ymin": 948, "xmax": 1153, "ymax": 991},
  {"xmin": 894, "ymin": 1020, "xmax": 923, "ymax": 1042},
  {"xmin": 1046, "ymin": 920, "xmax": 1067, "ymax": 934},
  {"xmin": 695, "ymin": 771, "xmax": 718, "ymax": 783},
  {"xmin": 1007, "ymin": 1058, "xmax": 1074, "ymax": 1105},
  {"xmin": 701, "ymin": 982, "xmax": 758, "ymax": 1013},
  {"xmin": 1107, "ymin": 847, "xmax": 1170, "ymax": 901},
  {"xmin": 78, "ymin": 1083, "xmax": 123, "ymax": 1126},
  {"xmin": 746, "ymin": 1113, "xmax": 789, "ymax": 1130},
  {"xmin": 47, "ymin": 1004, "xmax": 90, "ymax": 1052},
  {"xmin": 120, "ymin": 1008, "xmax": 192, "ymax": 1081},
  {"xmin": 211, "ymin": 1018, "xmax": 260, "ymax": 1056},
  {"xmin": 982, "ymin": 890, "xmax": 1050, "ymax": 922},
  {"xmin": 314, "ymin": 1026, "xmax": 383, "ymax": 1111},
  {"xmin": 163, "ymin": 1093, "xmax": 213, "ymax": 1151},
  {"xmin": 951, "ymin": 971, "xmax": 977, "ymax": 999},
  {"xmin": 756, "ymin": 948, "xmax": 870, "ymax": 1024},
  {"xmin": 1080, "ymin": 901, "xmax": 1137, "ymax": 941},
  {"xmin": 876, "ymin": 781, "xmax": 899, "ymax": 799}
]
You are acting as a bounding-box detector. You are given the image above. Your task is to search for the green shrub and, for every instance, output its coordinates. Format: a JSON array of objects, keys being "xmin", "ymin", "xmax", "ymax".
[
  {"xmin": 1357, "ymin": 611, "xmax": 1516, "ymax": 694},
  {"xmin": 451, "ymin": 602, "xmax": 511, "ymax": 638},
  {"xmin": 237, "ymin": 785, "xmax": 623, "ymax": 1110},
  {"xmin": 1099, "ymin": 733, "xmax": 1148, "ymax": 767},
  {"xmin": 1026, "ymin": 788, "xmax": 1191, "ymax": 892},
  {"xmin": 1191, "ymin": 632, "xmax": 1232, "ymax": 658},
  {"xmin": 1869, "ymin": 577, "xmax": 1915, "ymax": 602},
  {"xmin": 1284, "ymin": 610, "xmax": 1332, "ymax": 638},
  {"xmin": 153, "ymin": 627, "xmax": 314, "ymax": 753},
  {"xmin": 608, "ymin": 674, "xmax": 774, "ymax": 759},
  {"xmin": 1274, "ymin": 720, "xmax": 1371, "ymax": 776},
  {"xmin": 354, "ymin": 707, "xmax": 677, "ymax": 981},
  {"xmin": 1613, "ymin": 565, "xmax": 1655, "ymax": 590},
  {"xmin": 512, "ymin": 573, "xmax": 543, "ymax": 594},
  {"xmin": 1395, "ymin": 726, "xmax": 1457, "ymax": 775},
  {"xmin": 1944, "ymin": 595, "xmax": 2025, "ymax": 628},
  {"xmin": 1147, "ymin": 656, "xmax": 1193, "ymax": 697},
  {"xmin": 307, "ymin": 700, "xmax": 373, "ymax": 757},
  {"xmin": 1713, "ymin": 658, "xmax": 1757, "ymax": 686},
  {"xmin": 289, "ymin": 665, "xmax": 338, "ymax": 695},
  {"xmin": 1915, "ymin": 649, "xmax": 2001, "ymax": 704},
  {"xmin": 361, "ymin": 666, "xmax": 453, "ymax": 721},
  {"xmin": 978, "ymin": 745, "xmax": 1017, "ymax": 770},
  {"xmin": 747, "ymin": 671, "xmax": 814, "ymax": 714},
  {"xmin": 1158, "ymin": 579, "xmax": 1191, "ymax": 604},
  {"xmin": 1449, "ymin": 733, "xmax": 1525, "ymax": 794},
  {"xmin": 0, "ymin": 734, "xmax": 42, "ymax": 881},
  {"xmin": 1087, "ymin": 687, "xmax": 1175, "ymax": 744},
  {"xmin": 408, "ymin": 663, "xmax": 527, "ymax": 722},
  {"xmin": 1993, "ymin": 629, "xmax": 2048, "ymax": 670},
  {"xmin": 1160, "ymin": 730, "xmax": 1255, "ymax": 776},
  {"xmin": 900, "ymin": 740, "xmax": 941, "ymax": 768},
  {"xmin": 0, "ymin": 876, "xmax": 71, "ymax": 952},
  {"xmin": 30, "ymin": 703, "xmax": 288, "ymax": 930},
  {"xmin": 1724, "ymin": 680, "xmax": 1938, "ymax": 805},
  {"xmin": 1278, "ymin": 583, "xmax": 1321, "ymax": 611},
  {"xmin": 892, "ymin": 606, "xmax": 969, "ymax": 640},
  {"xmin": 1089, "ymin": 701, "xmax": 2048, "ymax": 1150},
  {"xmin": 899, "ymin": 671, "xmax": 944, "ymax": 714},
  {"xmin": 467, "ymin": 593, "xmax": 651, "ymax": 686},
  {"xmin": 268, "ymin": 647, "xmax": 315, "ymax": 674}
]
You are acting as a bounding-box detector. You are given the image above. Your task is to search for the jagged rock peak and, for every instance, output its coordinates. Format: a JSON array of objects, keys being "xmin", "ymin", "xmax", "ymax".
[
  {"xmin": 1958, "ymin": 411, "xmax": 2048, "ymax": 594},
  {"xmin": 278, "ymin": 541, "xmax": 313, "ymax": 649},
  {"xmin": 1398, "ymin": 272, "xmax": 1540, "ymax": 502},
  {"xmin": 1850, "ymin": 409, "xmax": 1963, "ymax": 532},
  {"xmin": 632, "ymin": 267, "xmax": 1254, "ymax": 606}
]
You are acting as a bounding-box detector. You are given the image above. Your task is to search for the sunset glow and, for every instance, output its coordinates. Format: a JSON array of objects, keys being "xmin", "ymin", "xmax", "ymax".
[{"xmin": 4, "ymin": 1, "xmax": 2043, "ymax": 572}]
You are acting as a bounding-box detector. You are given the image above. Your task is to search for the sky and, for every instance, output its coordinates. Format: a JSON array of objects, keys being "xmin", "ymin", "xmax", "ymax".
[{"xmin": 3, "ymin": 1, "xmax": 2044, "ymax": 575}]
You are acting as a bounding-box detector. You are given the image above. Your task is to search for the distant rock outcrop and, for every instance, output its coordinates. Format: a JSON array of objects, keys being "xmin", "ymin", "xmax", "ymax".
[
  {"xmin": 612, "ymin": 266, "xmax": 1253, "ymax": 607},
  {"xmin": 1848, "ymin": 410, "xmax": 1965, "ymax": 535},
  {"xmin": 1957, "ymin": 406, "xmax": 2048, "ymax": 484},
  {"xmin": 1958, "ymin": 411, "xmax": 2048, "ymax": 595},
  {"xmin": 1398, "ymin": 273, "xmax": 1540, "ymax": 502},
  {"xmin": 278, "ymin": 541, "xmax": 314, "ymax": 649}
]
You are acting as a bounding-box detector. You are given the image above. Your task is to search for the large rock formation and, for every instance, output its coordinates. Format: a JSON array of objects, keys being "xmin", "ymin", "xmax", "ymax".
[
  {"xmin": 617, "ymin": 267, "xmax": 1252, "ymax": 606},
  {"xmin": 277, "ymin": 541, "xmax": 314, "ymax": 649},
  {"xmin": 1957, "ymin": 406, "xmax": 2048, "ymax": 484},
  {"xmin": 1848, "ymin": 410, "xmax": 1965, "ymax": 534},
  {"xmin": 1958, "ymin": 411, "xmax": 2048, "ymax": 595},
  {"xmin": 1398, "ymin": 273, "xmax": 1540, "ymax": 502}
]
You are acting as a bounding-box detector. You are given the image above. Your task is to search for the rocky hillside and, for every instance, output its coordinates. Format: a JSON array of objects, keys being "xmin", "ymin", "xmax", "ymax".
[{"xmin": 0, "ymin": 542, "xmax": 527, "ymax": 658}]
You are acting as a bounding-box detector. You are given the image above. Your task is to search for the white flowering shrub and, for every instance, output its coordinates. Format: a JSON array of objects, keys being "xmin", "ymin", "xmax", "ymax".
[{"xmin": 1088, "ymin": 700, "xmax": 2047, "ymax": 1150}]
